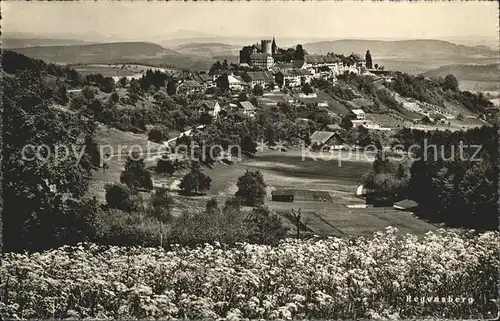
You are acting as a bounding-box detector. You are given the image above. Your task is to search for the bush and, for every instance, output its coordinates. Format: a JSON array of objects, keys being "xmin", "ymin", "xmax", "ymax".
[
  {"xmin": 148, "ymin": 127, "xmax": 169, "ymax": 143},
  {"xmin": 443, "ymin": 74, "xmax": 459, "ymax": 91},
  {"xmin": 120, "ymin": 154, "xmax": 153, "ymax": 191},
  {"xmin": 245, "ymin": 206, "xmax": 289, "ymax": 244},
  {"xmin": 179, "ymin": 162, "xmax": 212, "ymax": 195},
  {"xmin": 252, "ymin": 84, "xmax": 264, "ymax": 96},
  {"xmin": 104, "ymin": 183, "xmax": 136, "ymax": 212},
  {"xmin": 69, "ymin": 95, "xmax": 86, "ymax": 110},
  {"xmin": 82, "ymin": 86, "xmax": 96, "ymax": 103},
  {"xmin": 95, "ymin": 209, "xmax": 162, "ymax": 247},
  {"xmin": 98, "ymin": 77, "xmax": 116, "ymax": 93},
  {"xmin": 156, "ymin": 156, "xmax": 176, "ymax": 175}
]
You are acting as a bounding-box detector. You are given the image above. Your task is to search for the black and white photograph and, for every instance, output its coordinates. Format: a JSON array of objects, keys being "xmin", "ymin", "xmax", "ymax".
[{"xmin": 1, "ymin": 1, "xmax": 499, "ymax": 320}]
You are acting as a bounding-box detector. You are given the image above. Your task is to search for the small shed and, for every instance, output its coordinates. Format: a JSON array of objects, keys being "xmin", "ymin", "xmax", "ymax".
[{"xmin": 271, "ymin": 189, "xmax": 295, "ymax": 202}]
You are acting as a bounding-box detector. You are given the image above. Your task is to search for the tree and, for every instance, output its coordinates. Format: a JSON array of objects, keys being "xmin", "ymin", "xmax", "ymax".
[
  {"xmin": 98, "ymin": 77, "xmax": 116, "ymax": 93},
  {"xmin": 199, "ymin": 112, "xmax": 213, "ymax": 126},
  {"xmin": 128, "ymin": 79, "xmax": 142, "ymax": 103},
  {"xmin": 340, "ymin": 115, "xmax": 353, "ymax": 130},
  {"xmin": 3, "ymin": 71, "xmax": 92, "ymax": 252},
  {"xmin": 235, "ymin": 170, "xmax": 267, "ymax": 206},
  {"xmin": 109, "ymin": 91, "xmax": 120, "ymax": 105},
  {"xmin": 365, "ymin": 50, "xmax": 373, "ymax": 69},
  {"xmin": 105, "ymin": 183, "xmax": 136, "ymax": 212},
  {"xmin": 148, "ymin": 127, "xmax": 169, "ymax": 143},
  {"xmin": 294, "ymin": 44, "xmax": 305, "ymax": 60},
  {"xmin": 70, "ymin": 95, "xmax": 86, "ymax": 110},
  {"xmin": 56, "ymin": 84, "xmax": 69, "ymax": 105},
  {"xmin": 156, "ymin": 156, "xmax": 177, "ymax": 175},
  {"xmin": 205, "ymin": 197, "xmax": 220, "ymax": 216},
  {"xmin": 120, "ymin": 153, "xmax": 153, "ymax": 191},
  {"xmin": 290, "ymin": 208, "xmax": 309, "ymax": 239},
  {"xmin": 253, "ymin": 84, "xmax": 264, "ymax": 96},
  {"xmin": 443, "ymin": 74, "xmax": 459, "ymax": 91},
  {"xmin": 245, "ymin": 206, "xmax": 288, "ymax": 245},
  {"xmin": 149, "ymin": 189, "xmax": 174, "ymax": 247},
  {"xmin": 118, "ymin": 76, "xmax": 128, "ymax": 88},
  {"xmin": 83, "ymin": 135, "xmax": 101, "ymax": 169},
  {"xmin": 238, "ymin": 92, "xmax": 248, "ymax": 102},
  {"xmin": 241, "ymin": 135, "xmax": 258, "ymax": 155},
  {"xmin": 166, "ymin": 80, "xmax": 177, "ymax": 95},
  {"xmin": 179, "ymin": 161, "xmax": 212, "ymax": 195},
  {"xmin": 82, "ymin": 86, "xmax": 95, "ymax": 102},
  {"xmin": 302, "ymin": 83, "xmax": 313, "ymax": 95},
  {"xmin": 87, "ymin": 99, "xmax": 104, "ymax": 116}
]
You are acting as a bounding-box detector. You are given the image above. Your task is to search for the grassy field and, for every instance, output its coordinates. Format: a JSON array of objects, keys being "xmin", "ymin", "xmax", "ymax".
[
  {"xmin": 87, "ymin": 124, "xmax": 163, "ymax": 201},
  {"xmin": 71, "ymin": 63, "xmax": 175, "ymax": 78},
  {"xmin": 90, "ymin": 125, "xmax": 435, "ymax": 237}
]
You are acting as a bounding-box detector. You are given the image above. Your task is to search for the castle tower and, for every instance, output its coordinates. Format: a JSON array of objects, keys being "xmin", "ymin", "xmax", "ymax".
[
  {"xmin": 261, "ymin": 39, "xmax": 272, "ymax": 55},
  {"xmin": 272, "ymin": 36, "xmax": 278, "ymax": 55}
]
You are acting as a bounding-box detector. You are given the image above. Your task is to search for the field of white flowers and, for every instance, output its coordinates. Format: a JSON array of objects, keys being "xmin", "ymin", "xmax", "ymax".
[{"xmin": 1, "ymin": 227, "xmax": 498, "ymax": 320}]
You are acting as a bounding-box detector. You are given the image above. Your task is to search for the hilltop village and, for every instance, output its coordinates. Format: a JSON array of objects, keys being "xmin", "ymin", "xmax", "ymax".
[
  {"xmin": 128, "ymin": 37, "xmax": 493, "ymax": 137},
  {"xmin": 3, "ymin": 38, "xmax": 496, "ymax": 255},
  {"xmin": 173, "ymin": 37, "xmax": 378, "ymax": 96}
]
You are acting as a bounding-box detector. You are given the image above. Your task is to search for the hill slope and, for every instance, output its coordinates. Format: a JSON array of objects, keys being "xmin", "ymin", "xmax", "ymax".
[
  {"xmin": 423, "ymin": 64, "xmax": 499, "ymax": 83},
  {"xmin": 173, "ymin": 42, "xmax": 240, "ymax": 59},
  {"xmin": 304, "ymin": 39, "xmax": 497, "ymax": 59},
  {"xmin": 2, "ymin": 38, "xmax": 92, "ymax": 48},
  {"xmin": 9, "ymin": 42, "xmax": 214, "ymax": 71},
  {"xmin": 304, "ymin": 39, "xmax": 498, "ymax": 74}
]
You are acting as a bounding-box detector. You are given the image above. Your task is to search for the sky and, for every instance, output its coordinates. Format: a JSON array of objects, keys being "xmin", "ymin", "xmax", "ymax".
[{"xmin": 3, "ymin": 1, "xmax": 499, "ymax": 41}]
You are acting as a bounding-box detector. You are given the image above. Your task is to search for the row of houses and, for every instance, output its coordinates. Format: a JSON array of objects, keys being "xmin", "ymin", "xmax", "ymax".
[
  {"xmin": 170, "ymin": 52, "xmax": 368, "ymax": 95},
  {"xmin": 189, "ymin": 99, "xmax": 257, "ymax": 118}
]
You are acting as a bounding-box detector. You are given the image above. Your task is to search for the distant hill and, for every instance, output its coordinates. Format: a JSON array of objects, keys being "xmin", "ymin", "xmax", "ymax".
[
  {"xmin": 10, "ymin": 42, "xmax": 179, "ymax": 63},
  {"xmin": 303, "ymin": 39, "xmax": 498, "ymax": 75},
  {"xmin": 2, "ymin": 38, "xmax": 93, "ymax": 48},
  {"xmin": 173, "ymin": 42, "xmax": 240, "ymax": 59},
  {"xmin": 423, "ymin": 64, "xmax": 499, "ymax": 83},
  {"xmin": 303, "ymin": 39, "xmax": 497, "ymax": 59},
  {"xmin": 9, "ymin": 42, "xmax": 215, "ymax": 71}
]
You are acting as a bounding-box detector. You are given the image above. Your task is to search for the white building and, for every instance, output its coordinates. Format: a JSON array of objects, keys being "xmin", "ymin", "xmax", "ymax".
[
  {"xmin": 277, "ymin": 69, "xmax": 313, "ymax": 87},
  {"xmin": 193, "ymin": 100, "xmax": 221, "ymax": 118},
  {"xmin": 228, "ymin": 75, "xmax": 247, "ymax": 91},
  {"xmin": 243, "ymin": 71, "xmax": 275, "ymax": 89},
  {"xmin": 351, "ymin": 109, "xmax": 365, "ymax": 120},
  {"xmin": 250, "ymin": 53, "xmax": 274, "ymax": 70}
]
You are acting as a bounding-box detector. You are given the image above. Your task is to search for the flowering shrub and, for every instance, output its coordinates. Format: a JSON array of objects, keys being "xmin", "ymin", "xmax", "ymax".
[{"xmin": 1, "ymin": 227, "xmax": 498, "ymax": 320}]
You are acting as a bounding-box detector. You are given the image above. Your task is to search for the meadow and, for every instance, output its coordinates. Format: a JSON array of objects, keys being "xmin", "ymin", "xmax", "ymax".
[
  {"xmin": 91, "ymin": 124, "xmax": 435, "ymax": 238},
  {"xmin": 2, "ymin": 228, "xmax": 497, "ymax": 320}
]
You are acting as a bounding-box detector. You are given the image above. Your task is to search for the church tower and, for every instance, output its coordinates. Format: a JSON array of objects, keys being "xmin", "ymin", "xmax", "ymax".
[{"xmin": 272, "ymin": 36, "xmax": 278, "ymax": 56}]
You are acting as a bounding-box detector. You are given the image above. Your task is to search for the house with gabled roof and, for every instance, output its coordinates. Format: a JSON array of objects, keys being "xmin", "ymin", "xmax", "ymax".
[
  {"xmin": 243, "ymin": 71, "xmax": 275, "ymax": 89},
  {"xmin": 238, "ymin": 101, "xmax": 257, "ymax": 118},
  {"xmin": 215, "ymin": 73, "xmax": 248, "ymax": 91},
  {"xmin": 309, "ymin": 130, "xmax": 344, "ymax": 151},
  {"xmin": 351, "ymin": 109, "xmax": 365, "ymax": 120},
  {"xmin": 192, "ymin": 100, "xmax": 221, "ymax": 118},
  {"xmin": 276, "ymin": 69, "xmax": 313, "ymax": 88},
  {"xmin": 191, "ymin": 73, "xmax": 215, "ymax": 89},
  {"xmin": 177, "ymin": 80, "xmax": 204, "ymax": 95}
]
